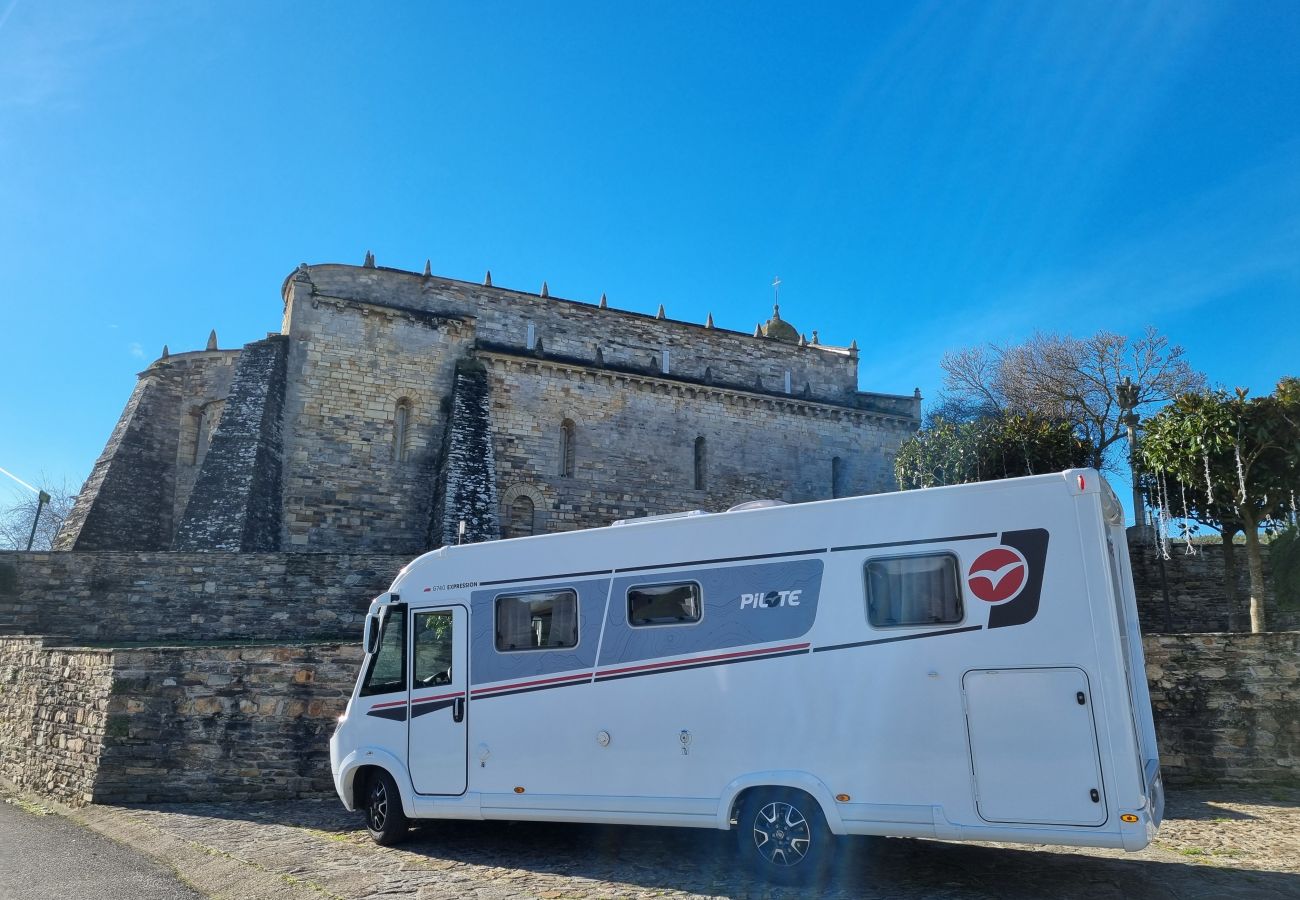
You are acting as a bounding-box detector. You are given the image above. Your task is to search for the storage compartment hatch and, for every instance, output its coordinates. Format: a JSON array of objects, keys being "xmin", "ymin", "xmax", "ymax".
[{"xmin": 963, "ymin": 667, "xmax": 1107, "ymax": 827}]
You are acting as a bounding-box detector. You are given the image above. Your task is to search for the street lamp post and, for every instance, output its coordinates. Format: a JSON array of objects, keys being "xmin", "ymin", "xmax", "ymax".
[
  {"xmin": 26, "ymin": 490, "xmax": 50, "ymax": 551},
  {"xmin": 1117, "ymin": 376, "xmax": 1144, "ymax": 529}
]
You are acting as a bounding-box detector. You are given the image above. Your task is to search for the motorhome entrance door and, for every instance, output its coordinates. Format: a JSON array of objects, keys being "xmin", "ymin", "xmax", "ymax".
[{"xmin": 407, "ymin": 605, "xmax": 468, "ymax": 795}]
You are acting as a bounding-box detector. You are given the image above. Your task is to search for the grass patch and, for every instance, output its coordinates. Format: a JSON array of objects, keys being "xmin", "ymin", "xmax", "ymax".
[{"xmin": 4, "ymin": 796, "xmax": 54, "ymax": 816}]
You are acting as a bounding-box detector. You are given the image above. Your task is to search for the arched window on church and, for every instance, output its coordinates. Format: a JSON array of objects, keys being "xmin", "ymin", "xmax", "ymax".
[
  {"xmin": 832, "ymin": 456, "xmax": 843, "ymax": 499},
  {"xmin": 559, "ymin": 419, "xmax": 576, "ymax": 478},
  {"xmin": 194, "ymin": 400, "xmax": 224, "ymax": 465},
  {"xmin": 393, "ymin": 399, "xmax": 412, "ymax": 462},
  {"xmin": 694, "ymin": 436, "xmax": 707, "ymax": 491},
  {"xmin": 509, "ymin": 495, "xmax": 536, "ymax": 538}
]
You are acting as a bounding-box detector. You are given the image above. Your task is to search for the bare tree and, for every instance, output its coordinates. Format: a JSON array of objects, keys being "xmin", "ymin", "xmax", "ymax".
[
  {"xmin": 939, "ymin": 327, "xmax": 1206, "ymax": 471},
  {"xmin": 0, "ymin": 476, "xmax": 80, "ymax": 551}
]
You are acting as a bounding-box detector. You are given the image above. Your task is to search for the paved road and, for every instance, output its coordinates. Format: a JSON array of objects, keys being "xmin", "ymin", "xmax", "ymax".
[
  {"xmin": 65, "ymin": 787, "xmax": 1300, "ymax": 899},
  {"xmin": 0, "ymin": 797, "xmax": 202, "ymax": 900}
]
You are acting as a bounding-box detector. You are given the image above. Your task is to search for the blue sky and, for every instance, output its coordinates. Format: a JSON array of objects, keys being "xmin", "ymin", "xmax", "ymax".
[{"xmin": 1, "ymin": 1, "xmax": 1296, "ymax": 511}]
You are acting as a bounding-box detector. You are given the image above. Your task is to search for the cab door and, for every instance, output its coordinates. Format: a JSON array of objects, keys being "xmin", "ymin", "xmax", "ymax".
[{"xmin": 407, "ymin": 605, "xmax": 468, "ymax": 795}]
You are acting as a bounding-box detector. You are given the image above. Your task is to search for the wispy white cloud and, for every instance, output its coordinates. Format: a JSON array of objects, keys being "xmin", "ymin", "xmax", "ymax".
[{"xmin": 128, "ymin": 341, "xmax": 144, "ymax": 359}]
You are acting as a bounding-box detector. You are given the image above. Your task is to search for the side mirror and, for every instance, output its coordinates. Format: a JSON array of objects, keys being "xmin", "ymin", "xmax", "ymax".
[{"xmin": 365, "ymin": 613, "xmax": 381, "ymax": 655}]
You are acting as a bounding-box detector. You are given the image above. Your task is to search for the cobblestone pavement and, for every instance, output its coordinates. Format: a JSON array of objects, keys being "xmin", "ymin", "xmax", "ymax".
[{"xmin": 44, "ymin": 787, "xmax": 1300, "ymax": 899}]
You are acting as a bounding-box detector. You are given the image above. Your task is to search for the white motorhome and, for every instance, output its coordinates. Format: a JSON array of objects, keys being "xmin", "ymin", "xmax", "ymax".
[{"xmin": 330, "ymin": 469, "xmax": 1162, "ymax": 882}]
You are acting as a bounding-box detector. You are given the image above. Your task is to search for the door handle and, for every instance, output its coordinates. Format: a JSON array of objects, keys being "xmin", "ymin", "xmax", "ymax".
[{"xmin": 452, "ymin": 697, "xmax": 465, "ymax": 723}]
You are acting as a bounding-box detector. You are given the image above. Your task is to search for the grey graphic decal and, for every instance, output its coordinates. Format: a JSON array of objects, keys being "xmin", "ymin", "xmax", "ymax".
[
  {"xmin": 597, "ymin": 559, "xmax": 822, "ymax": 668},
  {"xmin": 468, "ymin": 577, "xmax": 608, "ymax": 686}
]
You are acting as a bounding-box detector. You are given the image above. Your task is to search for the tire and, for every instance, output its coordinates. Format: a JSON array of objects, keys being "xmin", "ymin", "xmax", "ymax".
[
  {"xmin": 734, "ymin": 788, "xmax": 836, "ymax": 885},
  {"xmin": 363, "ymin": 769, "xmax": 409, "ymax": 846}
]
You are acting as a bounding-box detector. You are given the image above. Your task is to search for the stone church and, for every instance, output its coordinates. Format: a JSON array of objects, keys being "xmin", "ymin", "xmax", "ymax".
[{"xmin": 55, "ymin": 257, "xmax": 921, "ymax": 556}]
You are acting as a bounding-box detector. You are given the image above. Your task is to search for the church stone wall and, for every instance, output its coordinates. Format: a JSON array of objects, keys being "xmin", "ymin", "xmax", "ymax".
[
  {"xmin": 59, "ymin": 262, "xmax": 920, "ymax": 555},
  {"xmin": 56, "ymin": 350, "xmax": 240, "ymax": 552},
  {"xmin": 173, "ymin": 337, "xmax": 288, "ymax": 551},
  {"xmin": 296, "ymin": 265, "xmax": 876, "ymax": 410},
  {"xmin": 280, "ymin": 285, "xmax": 476, "ymax": 553},
  {"xmin": 485, "ymin": 353, "xmax": 909, "ymax": 533}
]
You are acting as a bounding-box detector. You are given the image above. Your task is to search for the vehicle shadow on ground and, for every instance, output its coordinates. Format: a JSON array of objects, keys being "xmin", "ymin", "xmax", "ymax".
[
  {"xmin": 150, "ymin": 799, "xmax": 1300, "ymax": 899},
  {"xmin": 1167, "ymin": 787, "xmax": 1300, "ymax": 821}
]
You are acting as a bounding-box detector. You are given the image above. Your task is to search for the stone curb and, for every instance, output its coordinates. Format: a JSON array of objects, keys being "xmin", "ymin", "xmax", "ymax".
[{"xmin": 1, "ymin": 779, "xmax": 332, "ymax": 900}]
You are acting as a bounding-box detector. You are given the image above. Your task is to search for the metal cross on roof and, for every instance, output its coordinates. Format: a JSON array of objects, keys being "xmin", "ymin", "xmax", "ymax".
[{"xmin": 772, "ymin": 275, "xmax": 781, "ymax": 305}]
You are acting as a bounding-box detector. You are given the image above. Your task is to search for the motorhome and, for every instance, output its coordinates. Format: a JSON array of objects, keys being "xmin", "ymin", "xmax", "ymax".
[{"xmin": 330, "ymin": 469, "xmax": 1162, "ymax": 881}]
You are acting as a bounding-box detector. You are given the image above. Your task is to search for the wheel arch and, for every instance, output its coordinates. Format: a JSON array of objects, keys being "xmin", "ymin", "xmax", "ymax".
[
  {"xmin": 718, "ymin": 771, "xmax": 845, "ymax": 834},
  {"xmin": 337, "ymin": 748, "xmax": 416, "ymax": 817}
]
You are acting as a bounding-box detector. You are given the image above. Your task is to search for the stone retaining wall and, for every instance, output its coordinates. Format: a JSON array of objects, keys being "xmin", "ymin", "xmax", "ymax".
[
  {"xmin": 1145, "ymin": 631, "xmax": 1300, "ymax": 786},
  {"xmin": 3, "ymin": 633, "xmax": 1297, "ymax": 806},
  {"xmin": 1129, "ymin": 534, "xmax": 1277, "ymax": 633},
  {"xmin": 0, "ymin": 637, "xmax": 361, "ymax": 804},
  {"xmin": 0, "ymin": 551, "xmax": 406, "ymax": 644},
  {"xmin": 0, "ymin": 638, "xmax": 114, "ymax": 803},
  {"xmin": 94, "ymin": 642, "xmax": 363, "ymax": 803}
]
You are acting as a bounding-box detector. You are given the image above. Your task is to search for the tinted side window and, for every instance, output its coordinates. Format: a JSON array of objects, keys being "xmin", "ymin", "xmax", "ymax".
[
  {"xmin": 495, "ymin": 590, "xmax": 579, "ymax": 650},
  {"xmin": 865, "ymin": 555, "xmax": 963, "ymax": 627},
  {"xmin": 628, "ymin": 582, "xmax": 702, "ymax": 626},
  {"xmin": 360, "ymin": 604, "xmax": 407, "ymax": 696}
]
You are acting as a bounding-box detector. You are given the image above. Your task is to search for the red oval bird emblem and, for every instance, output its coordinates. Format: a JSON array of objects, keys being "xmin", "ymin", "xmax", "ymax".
[{"xmin": 967, "ymin": 547, "xmax": 1028, "ymax": 603}]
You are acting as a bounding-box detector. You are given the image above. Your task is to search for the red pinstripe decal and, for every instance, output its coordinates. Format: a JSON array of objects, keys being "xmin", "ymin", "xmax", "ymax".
[
  {"xmin": 596, "ymin": 642, "xmax": 811, "ymax": 678},
  {"xmin": 472, "ymin": 671, "xmax": 592, "ymax": 696},
  {"xmin": 411, "ymin": 691, "xmax": 464, "ymax": 705}
]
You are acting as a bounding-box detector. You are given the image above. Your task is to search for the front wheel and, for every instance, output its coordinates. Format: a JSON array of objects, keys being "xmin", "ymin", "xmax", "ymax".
[
  {"xmin": 735, "ymin": 788, "xmax": 836, "ymax": 884},
  {"xmin": 364, "ymin": 769, "xmax": 409, "ymax": 845}
]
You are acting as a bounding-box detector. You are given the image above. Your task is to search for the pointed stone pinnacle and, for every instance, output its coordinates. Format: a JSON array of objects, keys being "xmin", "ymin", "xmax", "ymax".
[
  {"xmin": 705, "ymin": 312, "xmax": 714, "ymax": 328},
  {"xmin": 206, "ymin": 330, "xmax": 218, "ymax": 351},
  {"xmin": 849, "ymin": 338, "xmax": 858, "ymax": 350},
  {"xmin": 599, "ymin": 293, "xmax": 608, "ymax": 309},
  {"xmin": 799, "ymin": 334, "xmax": 807, "ymax": 347},
  {"xmin": 161, "ymin": 345, "xmax": 169, "ymax": 360},
  {"xmin": 363, "ymin": 250, "xmax": 375, "ymax": 268},
  {"xmin": 541, "ymin": 281, "xmax": 549, "ymax": 298},
  {"xmin": 484, "ymin": 270, "xmax": 492, "ymax": 286},
  {"xmin": 754, "ymin": 324, "xmax": 763, "ymax": 338},
  {"xmin": 656, "ymin": 304, "xmax": 666, "ymax": 319},
  {"xmin": 424, "ymin": 259, "xmax": 432, "ymax": 277}
]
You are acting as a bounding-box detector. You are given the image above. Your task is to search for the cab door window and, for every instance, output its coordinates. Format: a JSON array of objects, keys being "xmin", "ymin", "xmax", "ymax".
[
  {"xmin": 414, "ymin": 611, "xmax": 454, "ymax": 686},
  {"xmin": 360, "ymin": 604, "xmax": 407, "ymax": 696}
]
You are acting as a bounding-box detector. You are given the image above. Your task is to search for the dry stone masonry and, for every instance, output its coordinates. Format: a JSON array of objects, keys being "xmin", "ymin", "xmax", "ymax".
[{"xmin": 0, "ymin": 637, "xmax": 360, "ymax": 804}]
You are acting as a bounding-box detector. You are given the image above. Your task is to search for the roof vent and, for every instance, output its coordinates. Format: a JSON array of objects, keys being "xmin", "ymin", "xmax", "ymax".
[
  {"xmin": 726, "ymin": 499, "xmax": 789, "ymax": 512},
  {"xmin": 611, "ymin": 509, "xmax": 710, "ymax": 527}
]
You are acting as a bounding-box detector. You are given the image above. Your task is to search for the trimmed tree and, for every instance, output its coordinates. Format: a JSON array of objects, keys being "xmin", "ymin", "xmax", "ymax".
[
  {"xmin": 896, "ymin": 413, "xmax": 1094, "ymax": 490},
  {"xmin": 1139, "ymin": 381, "xmax": 1299, "ymax": 632}
]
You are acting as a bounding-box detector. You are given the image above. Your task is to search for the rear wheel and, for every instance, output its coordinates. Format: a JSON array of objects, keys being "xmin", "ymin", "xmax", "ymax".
[
  {"xmin": 364, "ymin": 769, "xmax": 409, "ymax": 846},
  {"xmin": 735, "ymin": 788, "xmax": 835, "ymax": 884}
]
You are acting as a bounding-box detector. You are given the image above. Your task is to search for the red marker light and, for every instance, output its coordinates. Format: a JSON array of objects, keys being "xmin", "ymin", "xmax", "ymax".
[{"xmin": 1078, "ymin": 474, "xmax": 1086, "ymax": 491}]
